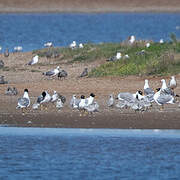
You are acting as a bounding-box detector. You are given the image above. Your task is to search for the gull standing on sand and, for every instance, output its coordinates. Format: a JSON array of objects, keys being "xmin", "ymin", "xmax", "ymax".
[
  {"xmin": 144, "ymin": 79, "xmax": 155, "ymax": 102},
  {"xmin": 153, "ymin": 88, "xmax": 175, "ymax": 108},
  {"xmin": 161, "ymin": 79, "xmax": 175, "ymax": 96},
  {"xmin": 168, "ymin": 76, "xmax": 177, "ymax": 90},
  {"xmin": 27, "ymin": 55, "xmax": 39, "ymax": 65},
  {"xmin": 16, "ymin": 89, "xmax": 30, "ymax": 111},
  {"xmin": 107, "ymin": 94, "xmax": 114, "ymax": 107},
  {"xmin": 43, "ymin": 66, "xmax": 60, "ymax": 77}
]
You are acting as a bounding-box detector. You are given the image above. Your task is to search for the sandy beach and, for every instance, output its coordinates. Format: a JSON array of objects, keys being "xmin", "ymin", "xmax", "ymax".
[
  {"xmin": 0, "ymin": 51, "xmax": 180, "ymax": 129},
  {"xmin": 0, "ymin": 0, "xmax": 180, "ymax": 13}
]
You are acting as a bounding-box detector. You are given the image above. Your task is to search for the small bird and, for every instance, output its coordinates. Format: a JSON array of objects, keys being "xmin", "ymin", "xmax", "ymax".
[
  {"xmin": 107, "ymin": 94, "xmax": 114, "ymax": 107},
  {"xmin": 4, "ymin": 48, "xmax": 9, "ymax": 57},
  {"xmin": 27, "ymin": 55, "xmax": 39, "ymax": 65},
  {"xmin": 16, "ymin": 89, "xmax": 30, "ymax": 113},
  {"xmin": 5, "ymin": 87, "xmax": 18, "ymax": 95},
  {"xmin": 0, "ymin": 75, "xmax": 8, "ymax": 84},
  {"xmin": 57, "ymin": 70, "xmax": 68, "ymax": 80},
  {"xmin": 56, "ymin": 99, "xmax": 63, "ymax": 110},
  {"xmin": 168, "ymin": 76, "xmax": 177, "ymax": 90},
  {"xmin": 79, "ymin": 68, "xmax": 88, "ymax": 78}
]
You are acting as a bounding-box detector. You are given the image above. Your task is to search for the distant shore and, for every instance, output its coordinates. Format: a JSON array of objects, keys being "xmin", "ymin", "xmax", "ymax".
[{"xmin": 0, "ymin": 0, "xmax": 180, "ymax": 13}]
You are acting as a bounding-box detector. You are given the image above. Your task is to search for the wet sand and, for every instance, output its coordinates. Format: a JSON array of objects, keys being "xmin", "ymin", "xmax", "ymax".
[{"xmin": 0, "ymin": 52, "xmax": 180, "ymax": 129}]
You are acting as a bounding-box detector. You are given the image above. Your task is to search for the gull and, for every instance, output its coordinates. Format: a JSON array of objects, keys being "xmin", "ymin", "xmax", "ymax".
[
  {"xmin": 146, "ymin": 42, "xmax": 150, "ymax": 48},
  {"xmin": 16, "ymin": 89, "xmax": 30, "ymax": 112},
  {"xmin": 44, "ymin": 42, "xmax": 53, "ymax": 47},
  {"xmin": 168, "ymin": 76, "xmax": 177, "ymax": 90},
  {"xmin": 70, "ymin": 95, "xmax": 81, "ymax": 109},
  {"xmin": 70, "ymin": 41, "xmax": 76, "ymax": 49},
  {"xmin": 154, "ymin": 88, "xmax": 175, "ymax": 108},
  {"xmin": 129, "ymin": 35, "xmax": 135, "ymax": 44},
  {"xmin": 79, "ymin": 43, "xmax": 84, "ymax": 48},
  {"xmin": 161, "ymin": 79, "xmax": 175, "ymax": 96},
  {"xmin": 79, "ymin": 68, "xmax": 88, "ymax": 78},
  {"xmin": 107, "ymin": 52, "xmax": 122, "ymax": 62},
  {"xmin": 56, "ymin": 99, "xmax": 63, "ymax": 110},
  {"xmin": 0, "ymin": 46, "xmax": 2, "ymax": 51},
  {"xmin": 14, "ymin": 46, "xmax": 23, "ymax": 52},
  {"xmin": 160, "ymin": 39, "xmax": 164, "ymax": 44},
  {"xmin": 27, "ymin": 55, "xmax": 39, "ymax": 65},
  {"xmin": 43, "ymin": 66, "xmax": 60, "ymax": 77},
  {"xmin": 107, "ymin": 94, "xmax": 114, "ymax": 107},
  {"xmin": 144, "ymin": 79, "xmax": 155, "ymax": 102}
]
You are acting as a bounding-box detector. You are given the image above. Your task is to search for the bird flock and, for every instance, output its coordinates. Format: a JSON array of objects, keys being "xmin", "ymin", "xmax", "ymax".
[{"xmin": 16, "ymin": 75, "xmax": 179, "ymax": 115}]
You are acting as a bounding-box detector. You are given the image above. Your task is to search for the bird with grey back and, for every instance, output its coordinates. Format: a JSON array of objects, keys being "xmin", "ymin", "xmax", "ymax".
[
  {"xmin": 58, "ymin": 69, "xmax": 68, "ymax": 80},
  {"xmin": 79, "ymin": 68, "xmax": 88, "ymax": 78}
]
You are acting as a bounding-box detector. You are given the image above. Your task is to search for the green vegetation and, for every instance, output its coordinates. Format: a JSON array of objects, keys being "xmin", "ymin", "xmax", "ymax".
[
  {"xmin": 89, "ymin": 42, "xmax": 180, "ymax": 77},
  {"xmin": 33, "ymin": 36, "xmax": 180, "ymax": 77}
]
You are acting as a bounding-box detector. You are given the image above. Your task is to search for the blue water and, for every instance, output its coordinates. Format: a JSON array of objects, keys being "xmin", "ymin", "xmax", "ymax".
[
  {"xmin": 0, "ymin": 13, "xmax": 180, "ymax": 52},
  {"xmin": 1, "ymin": 128, "xmax": 180, "ymax": 179}
]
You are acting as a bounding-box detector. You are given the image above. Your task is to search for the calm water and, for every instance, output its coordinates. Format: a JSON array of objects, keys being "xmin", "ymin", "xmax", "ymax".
[
  {"xmin": 0, "ymin": 13, "xmax": 180, "ymax": 52},
  {"xmin": 1, "ymin": 128, "xmax": 180, "ymax": 179}
]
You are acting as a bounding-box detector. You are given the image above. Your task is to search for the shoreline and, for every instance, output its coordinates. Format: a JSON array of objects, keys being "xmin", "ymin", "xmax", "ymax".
[{"xmin": 1, "ymin": 108, "xmax": 180, "ymax": 129}]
